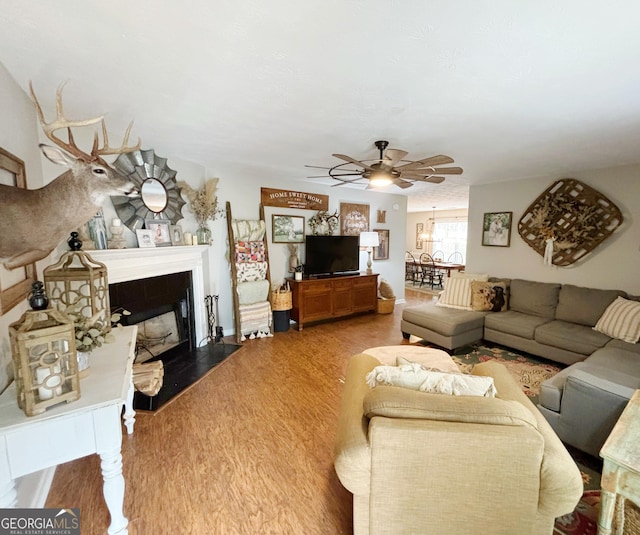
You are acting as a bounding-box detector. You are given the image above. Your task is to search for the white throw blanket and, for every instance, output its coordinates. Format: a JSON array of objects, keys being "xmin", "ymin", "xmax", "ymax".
[{"xmin": 366, "ymin": 360, "xmax": 496, "ymax": 397}]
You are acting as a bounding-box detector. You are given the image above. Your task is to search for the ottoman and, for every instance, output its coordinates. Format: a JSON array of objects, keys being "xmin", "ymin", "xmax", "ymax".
[{"xmin": 401, "ymin": 302, "xmax": 487, "ymax": 350}]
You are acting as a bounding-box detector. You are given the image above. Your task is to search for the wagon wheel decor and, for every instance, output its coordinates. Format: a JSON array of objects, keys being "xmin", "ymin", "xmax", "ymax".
[{"xmin": 517, "ymin": 178, "xmax": 623, "ymax": 266}]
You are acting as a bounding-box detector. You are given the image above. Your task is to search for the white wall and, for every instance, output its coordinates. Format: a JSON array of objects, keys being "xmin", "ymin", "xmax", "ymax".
[
  {"xmin": 0, "ymin": 64, "xmax": 408, "ymax": 378},
  {"xmin": 467, "ymin": 167, "xmax": 640, "ymax": 293},
  {"xmin": 0, "ymin": 63, "xmax": 47, "ymax": 391}
]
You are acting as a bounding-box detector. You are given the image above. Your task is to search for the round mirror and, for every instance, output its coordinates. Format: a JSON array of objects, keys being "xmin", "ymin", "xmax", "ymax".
[{"xmin": 141, "ymin": 178, "xmax": 168, "ymax": 213}]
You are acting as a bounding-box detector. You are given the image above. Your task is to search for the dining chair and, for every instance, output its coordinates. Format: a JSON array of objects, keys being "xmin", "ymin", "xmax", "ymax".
[
  {"xmin": 447, "ymin": 251, "xmax": 464, "ymax": 264},
  {"xmin": 405, "ymin": 251, "xmax": 420, "ymax": 284},
  {"xmin": 418, "ymin": 253, "xmax": 443, "ymax": 289},
  {"xmin": 431, "ymin": 249, "xmax": 445, "ymax": 261}
]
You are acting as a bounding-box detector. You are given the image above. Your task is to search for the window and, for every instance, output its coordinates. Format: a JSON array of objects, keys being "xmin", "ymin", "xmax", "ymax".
[{"xmin": 430, "ymin": 220, "xmax": 467, "ymax": 263}]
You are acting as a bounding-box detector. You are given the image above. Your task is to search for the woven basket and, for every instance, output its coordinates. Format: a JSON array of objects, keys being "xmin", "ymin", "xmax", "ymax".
[
  {"xmin": 271, "ymin": 286, "xmax": 292, "ymax": 311},
  {"xmin": 377, "ymin": 298, "xmax": 395, "ymax": 314}
]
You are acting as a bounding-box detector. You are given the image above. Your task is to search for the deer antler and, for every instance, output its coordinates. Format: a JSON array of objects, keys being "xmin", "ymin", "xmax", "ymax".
[{"xmin": 30, "ymin": 81, "xmax": 141, "ymax": 162}]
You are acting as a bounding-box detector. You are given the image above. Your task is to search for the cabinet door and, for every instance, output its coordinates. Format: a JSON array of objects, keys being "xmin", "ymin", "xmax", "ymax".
[
  {"xmin": 332, "ymin": 279, "xmax": 353, "ymax": 316},
  {"xmin": 353, "ymin": 276, "xmax": 377, "ymax": 312},
  {"xmin": 301, "ymin": 281, "xmax": 333, "ymax": 321}
]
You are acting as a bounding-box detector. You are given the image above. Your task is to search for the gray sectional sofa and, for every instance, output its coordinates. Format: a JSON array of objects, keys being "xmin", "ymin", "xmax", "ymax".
[{"xmin": 401, "ymin": 278, "xmax": 640, "ymax": 457}]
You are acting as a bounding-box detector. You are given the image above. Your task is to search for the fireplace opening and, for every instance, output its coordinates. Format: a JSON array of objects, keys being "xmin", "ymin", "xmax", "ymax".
[{"xmin": 109, "ymin": 271, "xmax": 195, "ymax": 363}]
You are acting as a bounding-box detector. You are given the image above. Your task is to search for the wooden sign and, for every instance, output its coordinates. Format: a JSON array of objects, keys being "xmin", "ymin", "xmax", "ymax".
[{"xmin": 261, "ymin": 188, "xmax": 329, "ymax": 211}]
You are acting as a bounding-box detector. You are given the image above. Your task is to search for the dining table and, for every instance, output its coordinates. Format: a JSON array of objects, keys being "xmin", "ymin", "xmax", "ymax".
[{"xmin": 431, "ymin": 261, "xmax": 465, "ymax": 277}]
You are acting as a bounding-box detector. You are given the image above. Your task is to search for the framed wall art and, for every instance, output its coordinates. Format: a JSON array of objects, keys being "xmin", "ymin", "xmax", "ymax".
[
  {"xmin": 145, "ymin": 219, "xmax": 172, "ymax": 247},
  {"xmin": 415, "ymin": 223, "xmax": 424, "ymax": 250},
  {"xmin": 482, "ymin": 211, "xmax": 513, "ymax": 247},
  {"xmin": 340, "ymin": 202, "xmax": 370, "ymax": 236},
  {"xmin": 272, "ymin": 214, "xmax": 305, "ymax": 243},
  {"xmin": 373, "ymin": 229, "xmax": 389, "ymax": 260},
  {"xmin": 0, "ymin": 147, "xmax": 37, "ymax": 315}
]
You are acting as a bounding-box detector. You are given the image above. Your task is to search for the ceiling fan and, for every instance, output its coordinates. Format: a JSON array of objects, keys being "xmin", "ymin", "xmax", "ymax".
[{"xmin": 306, "ymin": 140, "xmax": 463, "ymax": 189}]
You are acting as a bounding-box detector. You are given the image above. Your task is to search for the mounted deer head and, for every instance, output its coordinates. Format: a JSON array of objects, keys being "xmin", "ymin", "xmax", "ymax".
[{"xmin": 0, "ymin": 82, "xmax": 140, "ymax": 270}]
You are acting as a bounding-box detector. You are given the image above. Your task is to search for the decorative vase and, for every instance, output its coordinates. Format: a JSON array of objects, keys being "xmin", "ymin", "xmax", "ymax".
[
  {"xmin": 196, "ymin": 226, "xmax": 212, "ymax": 245},
  {"xmin": 28, "ymin": 281, "xmax": 49, "ymax": 310},
  {"xmin": 77, "ymin": 350, "xmax": 91, "ymax": 378}
]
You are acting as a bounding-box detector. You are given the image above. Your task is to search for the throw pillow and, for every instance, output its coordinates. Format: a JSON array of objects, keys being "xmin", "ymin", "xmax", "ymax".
[
  {"xmin": 450, "ymin": 271, "xmax": 489, "ymax": 282},
  {"xmin": 378, "ymin": 279, "xmax": 395, "ymax": 299},
  {"xmin": 365, "ymin": 358, "xmax": 496, "ymax": 397},
  {"xmin": 436, "ymin": 276, "xmax": 474, "ymax": 310},
  {"xmin": 470, "ymin": 281, "xmax": 508, "ymax": 312},
  {"xmin": 593, "ymin": 296, "xmax": 640, "ymax": 343}
]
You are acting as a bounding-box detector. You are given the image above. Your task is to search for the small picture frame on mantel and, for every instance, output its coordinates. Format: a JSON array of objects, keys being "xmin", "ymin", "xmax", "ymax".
[{"xmin": 136, "ymin": 229, "xmax": 156, "ymax": 248}]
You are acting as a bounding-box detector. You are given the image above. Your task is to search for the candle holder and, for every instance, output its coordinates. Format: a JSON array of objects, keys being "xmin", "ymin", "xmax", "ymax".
[{"xmin": 9, "ymin": 308, "xmax": 80, "ymax": 416}]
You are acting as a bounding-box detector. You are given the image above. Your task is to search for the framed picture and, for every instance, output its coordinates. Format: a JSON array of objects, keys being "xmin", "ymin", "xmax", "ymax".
[
  {"xmin": 372, "ymin": 229, "xmax": 389, "ymax": 260},
  {"xmin": 170, "ymin": 225, "xmax": 183, "ymax": 246},
  {"xmin": 415, "ymin": 223, "xmax": 424, "ymax": 250},
  {"xmin": 482, "ymin": 212, "xmax": 513, "ymax": 247},
  {"xmin": 340, "ymin": 202, "xmax": 370, "ymax": 236},
  {"xmin": 0, "ymin": 147, "xmax": 37, "ymax": 315},
  {"xmin": 145, "ymin": 219, "xmax": 172, "ymax": 247},
  {"xmin": 136, "ymin": 229, "xmax": 156, "ymax": 248},
  {"xmin": 272, "ymin": 214, "xmax": 305, "ymax": 243}
]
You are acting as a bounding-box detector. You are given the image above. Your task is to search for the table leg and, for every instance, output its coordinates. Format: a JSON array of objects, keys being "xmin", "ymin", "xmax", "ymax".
[
  {"xmin": 0, "ymin": 439, "xmax": 17, "ymax": 507},
  {"xmin": 99, "ymin": 449, "xmax": 128, "ymax": 535},
  {"xmin": 95, "ymin": 406, "xmax": 128, "ymax": 535},
  {"xmin": 123, "ymin": 377, "xmax": 135, "ymax": 435},
  {"xmin": 598, "ymin": 489, "xmax": 616, "ymax": 535}
]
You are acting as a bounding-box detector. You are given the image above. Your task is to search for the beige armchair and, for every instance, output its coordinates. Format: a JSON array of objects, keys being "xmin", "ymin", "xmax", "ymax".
[{"xmin": 334, "ymin": 354, "xmax": 583, "ymax": 535}]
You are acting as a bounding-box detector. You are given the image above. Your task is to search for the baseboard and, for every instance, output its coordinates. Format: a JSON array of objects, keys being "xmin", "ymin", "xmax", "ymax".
[{"xmin": 15, "ymin": 467, "xmax": 56, "ymax": 508}]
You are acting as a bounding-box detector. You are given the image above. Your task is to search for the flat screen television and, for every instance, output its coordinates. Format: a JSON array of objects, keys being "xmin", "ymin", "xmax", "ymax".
[{"xmin": 304, "ymin": 235, "xmax": 360, "ymax": 277}]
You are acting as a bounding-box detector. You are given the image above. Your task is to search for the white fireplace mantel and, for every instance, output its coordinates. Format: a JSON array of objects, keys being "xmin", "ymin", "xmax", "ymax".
[{"xmin": 88, "ymin": 246, "xmax": 210, "ymax": 345}]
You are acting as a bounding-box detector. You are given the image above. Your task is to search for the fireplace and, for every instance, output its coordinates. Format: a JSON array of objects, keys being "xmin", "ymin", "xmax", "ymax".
[
  {"xmin": 88, "ymin": 246, "xmax": 227, "ymax": 411},
  {"xmin": 109, "ymin": 271, "xmax": 196, "ymax": 363}
]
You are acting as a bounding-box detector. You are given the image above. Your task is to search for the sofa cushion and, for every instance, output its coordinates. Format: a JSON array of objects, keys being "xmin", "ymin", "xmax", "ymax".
[
  {"xmin": 604, "ymin": 337, "xmax": 640, "ymax": 355},
  {"xmin": 403, "ymin": 303, "xmax": 486, "ymax": 337},
  {"xmin": 509, "ymin": 279, "xmax": 560, "ymax": 319},
  {"xmin": 484, "ymin": 310, "xmax": 551, "ymax": 340},
  {"xmin": 364, "ymin": 386, "xmax": 536, "ymax": 428},
  {"xmin": 535, "ymin": 320, "xmax": 610, "ymax": 355},
  {"xmin": 555, "ymin": 284, "xmax": 625, "ymax": 326},
  {"xmin": 593, "ymin": 296, "xmax": 640, "ymax": 343},
  {"xmin": 586, "ymin": 347, "xmax": 640, "ymax": 378}
]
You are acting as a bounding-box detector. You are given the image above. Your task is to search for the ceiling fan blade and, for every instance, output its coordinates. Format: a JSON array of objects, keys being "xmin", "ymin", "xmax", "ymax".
[
  {"xmin": 410, "ymin": 166, "xmax": 463, "ymax": 175},
  {"xmin": 383, "ymin": 149, "xmax": 408, "ymax": 167},
  {"xmin": 392, "ymin": 178, "xmax": 413, "ymax": 189},
  {"xmin": 304, "ymin": 164, "xmax": 332, "ymax": 170},
  {"xmin": 403, "ymin": 175, "xmax": 446, "ymax": 184},
  {"xmin": 395, "ymin": 155, "xmax": 454, "ymax": 170},
  {"xmin": 332, "ymin": 153, "xmax": 374, "ymax": 171}
]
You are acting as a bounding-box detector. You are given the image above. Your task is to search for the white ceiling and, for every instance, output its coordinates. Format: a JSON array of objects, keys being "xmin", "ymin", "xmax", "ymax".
[{"xmin": 2, "ymin": 1, "xmax": 640, "ymax": 212}]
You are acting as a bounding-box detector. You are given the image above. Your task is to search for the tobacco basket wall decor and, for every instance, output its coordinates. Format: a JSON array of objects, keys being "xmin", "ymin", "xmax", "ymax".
[{"xmin": 517, "ymin": 178, "xmax": 623, "ymax": 267}]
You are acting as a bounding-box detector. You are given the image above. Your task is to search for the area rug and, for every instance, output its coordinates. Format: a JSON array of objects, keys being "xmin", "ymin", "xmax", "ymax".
[{"xmin": 419, "ymin": 341, "xmax": 602, "ymax": 535}]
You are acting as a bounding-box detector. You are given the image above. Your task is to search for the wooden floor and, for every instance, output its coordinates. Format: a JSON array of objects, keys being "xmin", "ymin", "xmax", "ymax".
[{"xmin": 45, "ymin": 293, "xmax": 427, "ymax": 534}]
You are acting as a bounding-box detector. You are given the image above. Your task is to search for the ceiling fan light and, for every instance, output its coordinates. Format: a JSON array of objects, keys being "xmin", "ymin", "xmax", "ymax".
[{"xmin": 368, "ymin": 170, "xmax": 393, "ymax": 187}]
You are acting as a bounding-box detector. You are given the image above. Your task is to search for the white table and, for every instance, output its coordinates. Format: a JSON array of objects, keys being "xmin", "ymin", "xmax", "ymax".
[
  {"xmin": 598, "ymin": 389, "xmax": 640, "ymax": 535},
  {"xmin": 0, "ymin": 325, "xmax": 137, "ymax": 535}
]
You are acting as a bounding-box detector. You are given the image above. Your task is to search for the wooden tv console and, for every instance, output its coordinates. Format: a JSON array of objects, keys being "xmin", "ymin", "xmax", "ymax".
[{"xmin": 289, "ymin": 273, "xmax": 378, "ymax": 331}]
